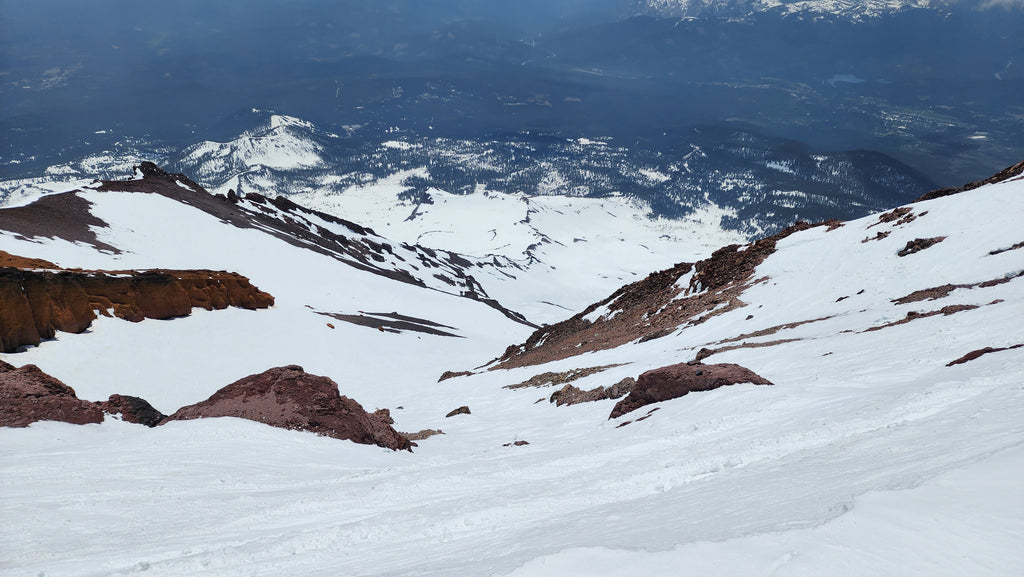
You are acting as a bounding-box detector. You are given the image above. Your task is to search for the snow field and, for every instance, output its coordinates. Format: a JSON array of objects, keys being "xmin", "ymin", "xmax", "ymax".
[{"xmin": 1, "ymin": 175, "xmax": 1022, "ymax": 576}]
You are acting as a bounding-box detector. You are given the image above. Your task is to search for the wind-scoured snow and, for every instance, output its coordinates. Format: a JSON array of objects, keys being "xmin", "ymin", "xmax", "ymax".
[{"xmin": 1, "ymin": 174, "xmax": 1022, "ymax": 577}]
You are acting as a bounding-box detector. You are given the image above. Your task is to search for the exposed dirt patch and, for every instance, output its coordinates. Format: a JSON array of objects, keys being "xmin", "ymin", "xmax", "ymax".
[
  {"xmin": 946, "ymin": 344, "xmax": 1024, "ymax": 366},
  {"xmin": 610, "ymin": 361, "xmax": 772, "ymax": 419},
  {"xmin": 492, "ymin": 221, "xmax": 832, "ymax": 370},
  {"xmin": 163, "ymin": 365, "xmax": 411, "ymax": 451},
  {"xmin": 0, "ymin": 361, "xmax": 104, "ymax": 427},
  {"xmin": 914, "ymin": 159, "xmax": 1024, "ymax": 202},
  {"xmin": 897, "ymin": 237, "xmax": 946, "ymax": 257},
  {"xmin": 0, "ymin": 192, "xmax": 120, "ymax": 253}
]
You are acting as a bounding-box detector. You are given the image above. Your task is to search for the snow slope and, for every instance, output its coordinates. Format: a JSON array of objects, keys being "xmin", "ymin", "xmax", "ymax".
[
  {"xmin": 291, "ymin": 175, "xmax": 744, "ymax": 323},
  {"xmin": 1, "ymin": 171, "xmax": 1023, "ymax": 576}
]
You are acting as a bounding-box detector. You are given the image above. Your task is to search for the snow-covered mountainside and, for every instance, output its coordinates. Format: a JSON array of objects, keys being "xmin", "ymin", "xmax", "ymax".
[
  {"xmin": 640, "ymin": 0, "xmax": 942, "ymax": 20},
  {"xmin": 1, "ymin": 159, "xmax": 1021, "ymax": 576},
  {"xmin": 0, "ymin": 112, "xmax": 934, "ymax": 239}
]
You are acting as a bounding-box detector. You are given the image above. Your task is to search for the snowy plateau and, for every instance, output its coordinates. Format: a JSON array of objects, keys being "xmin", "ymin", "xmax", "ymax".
[{"xmin": 1, "ymin": 145, "xmax": 1023, "ymax": 577}]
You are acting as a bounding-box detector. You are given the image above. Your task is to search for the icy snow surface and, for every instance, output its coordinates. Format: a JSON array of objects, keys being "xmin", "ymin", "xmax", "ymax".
[{"xmin": 1, "ymin": 175, "xmax": 1023, "ymax": 577}]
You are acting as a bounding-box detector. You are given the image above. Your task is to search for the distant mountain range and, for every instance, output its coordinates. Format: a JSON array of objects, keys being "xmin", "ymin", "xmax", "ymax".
[{"xmin": 638, "ymin": 0, "xmax": 942, "ymax": 19}]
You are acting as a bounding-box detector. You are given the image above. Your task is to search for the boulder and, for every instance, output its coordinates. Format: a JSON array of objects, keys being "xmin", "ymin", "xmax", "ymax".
[
  {"xmin": 162, "ymin": 365, "xmax": 411, "ymax": 451},
  {"xmin": 99, "ymin": 394, "xmax": 166, "ymax": 427},
  {"xmin": 0, "ymin": 361, "xmax": 104, "ymax": 427},
  {"xmin": 610, "ymin": 361, "xmax": 772, "ymax": 419}
]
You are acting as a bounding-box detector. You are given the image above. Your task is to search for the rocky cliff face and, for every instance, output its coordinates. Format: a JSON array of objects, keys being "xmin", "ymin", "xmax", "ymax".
[
  {"xmin": 163, "ymin": 365, "xmax": 413, "ymax": 451},
  {"xmin": 0, "ymin": 258, "xmax": 274, "ymax": 353}
]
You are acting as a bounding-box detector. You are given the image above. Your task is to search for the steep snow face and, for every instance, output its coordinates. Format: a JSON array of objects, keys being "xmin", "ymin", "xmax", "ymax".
[{"xmin": 1, "ymin": 172, "xmax": 1022, "ymax": 577}]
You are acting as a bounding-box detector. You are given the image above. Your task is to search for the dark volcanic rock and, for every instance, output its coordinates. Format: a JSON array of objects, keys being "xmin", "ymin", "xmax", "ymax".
[
  {"xmin": 162, "ymin": 365, "xmax": 411, "ymax": 451},
  {"xmin": 99, "ymin": 394, "xmax": 166, "ymax": 427},
  {"xmin": 0, "ymin": 361, "xmax": 104, "ymax": 427},
  {"xmin": 609, "ymin": 362, "xmax": 772, "ymax": 419}
]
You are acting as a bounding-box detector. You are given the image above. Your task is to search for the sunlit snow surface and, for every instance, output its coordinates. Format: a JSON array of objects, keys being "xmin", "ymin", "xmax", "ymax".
[{"xmin": 1, "ymin": 175, "xmax": 1023, "ymax": 576}]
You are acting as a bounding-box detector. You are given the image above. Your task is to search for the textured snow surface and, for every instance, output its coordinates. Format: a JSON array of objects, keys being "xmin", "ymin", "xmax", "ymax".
[
  {"xmin": 292, "ymin": 177, "xmax": 744, "ymax": 323},
  {"xmin": 1, "ymin": 176, "xmax": 1023, "ymax": 577}
]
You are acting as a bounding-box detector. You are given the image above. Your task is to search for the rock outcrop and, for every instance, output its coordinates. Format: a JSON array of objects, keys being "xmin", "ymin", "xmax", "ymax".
[
  {"xmin": 609, "ymin": 361, "xmax": 773, "ymax": 419},
  {"xmin": 493, "ymin": 220, "xmax": 837, "ymax": 369},
  {"xmin": 162, "ymin": 366, "xmax": 412, "ymax": 451},
  {"xmin": 0, "ymin": 361, "xmax": 104, "ymax": 427},
  {"xmin": 549, "ymin": 377, "xmax": 635, "ymax": 407},
  {"xmin": 0, "ymin": 263, "xmax": 274, "ymax": 353},
  {"xmin": 914, "ymin": 159, "xmax": 1024, "ymax": 202},
  {"xmin": 98, "ymin": 395, "xmax": 167, "ymax": 427}
]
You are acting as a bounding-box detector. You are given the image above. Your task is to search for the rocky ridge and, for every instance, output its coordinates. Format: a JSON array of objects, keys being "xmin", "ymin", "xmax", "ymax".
[{"xmin": 493, "ymin": 220, "xmax": 838, "ymax": 369}]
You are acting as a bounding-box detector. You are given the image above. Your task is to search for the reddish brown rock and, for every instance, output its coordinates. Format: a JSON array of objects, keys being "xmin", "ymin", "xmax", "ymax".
[
  {"xmin": 946, "ymin": 344, "xmax": 1023, "ymax": 367},
  {"xmin": 162, "ymin": 365, "xmax": 411, "ymax": 451},
  {"xmin": 609, "ymin": 362, "xmax": 773, "ymax": 419},
  {"xmin": 438, "ymin": 370, "xmax": 474, "ymax": 382},
  {"xmin": 99, "ymin": 394, "xmax": 166, "ymax": 427},
  {"xmin": 445, "ymin": 406, "xmax": 472, "ymax": 418},
  {"xmin": 0, "ymin": 264, "xmax": 274, "ymax": 353},
  {"xmin": 0, "ymin": 361, "xmax": 104, "ymax": 427}
]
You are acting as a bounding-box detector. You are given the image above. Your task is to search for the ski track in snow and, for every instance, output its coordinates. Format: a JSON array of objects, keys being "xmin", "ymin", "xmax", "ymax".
[{"xmin": 1, "ymin": 175, "xmax": 1023, "ymax": 576}]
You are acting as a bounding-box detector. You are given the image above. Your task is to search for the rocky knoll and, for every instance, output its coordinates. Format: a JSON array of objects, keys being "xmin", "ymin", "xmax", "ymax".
[
  {"xmin": 609, "ymin": 361, "xmax": 773, "ymax": 419},
  {"xmin": 163, "ymin": 365, "xmax": 412, "ymax": 451},
  {"xmin": 0, "ymin": 259, "xmax": 274, "ymax": 353},
  {"xmin": 0, "ymin": 360, "xmax": 104, "ymax": 427}
]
